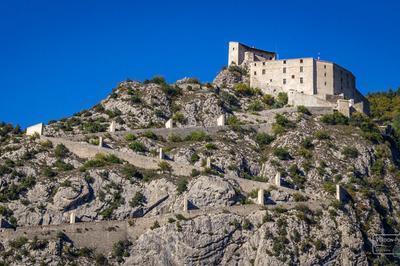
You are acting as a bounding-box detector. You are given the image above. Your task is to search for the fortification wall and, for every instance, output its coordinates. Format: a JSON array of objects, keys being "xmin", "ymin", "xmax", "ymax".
[
  {"xmin": 288, "ymin": 91, "xmax": 335, "ymax": 107},
  {"xmin": 250, "ymin": 58, "xmax": 315, "ymax": 96},
  {"xmin": 43, "ymin": 137, "xmax": 201, "ymax": 176}
]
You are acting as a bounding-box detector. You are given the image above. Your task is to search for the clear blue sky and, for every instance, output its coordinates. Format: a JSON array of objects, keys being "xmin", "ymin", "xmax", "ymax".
[{"xmin": 1, "ymin": 0, "xmax": 399, "ymax": 128}]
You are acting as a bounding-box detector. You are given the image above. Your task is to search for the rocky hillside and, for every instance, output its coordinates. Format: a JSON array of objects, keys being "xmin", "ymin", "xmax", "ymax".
[{"xmin": 0, "ymin": 67, "xmax": 399, "ymax": 265}]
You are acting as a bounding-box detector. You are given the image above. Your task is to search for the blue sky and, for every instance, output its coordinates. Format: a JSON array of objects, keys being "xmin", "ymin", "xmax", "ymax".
[{"xmin": 0, "ymin": 0, "xmax": 399, "ymax": 128}]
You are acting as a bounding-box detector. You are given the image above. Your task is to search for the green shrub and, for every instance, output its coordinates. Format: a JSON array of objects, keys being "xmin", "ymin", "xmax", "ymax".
[
  {"xmin": 228, "ymin": 65, "xmax": 247, "ymax": 76},
  {"xmin": 190, "ymin": 153, "xmax": 200, "ymax": 163},
  {"xmin": 150, "ymin": 221, "xmax": 160, "ymax": 230},
  {"xmin": 129, "ymin": 192, "xmax": 145, "ymax": 207},
  {"xmin": 227, "ymin": 116, "xmax": 240, "ymax": 126},
  {"xmin": 125, "ymin": 133, "xmax": 137, "ymax": 141},
  {"xmin": 314, "ymin": 239, "xmax": 326, "ymax": 251},
  {"xmin": 293, "ymin": 193, "xmax": 307, "ymax": 202},
  {"xmin": 205, "ymin": 143, "xmax": 217, "ymax": 150},
  {"xmin": 297, "ymin": 105, "xmax": 311, "ymax": 115},
  {"xmin": 9, "ymin": 237, "xmax": 28, "ymax": 249},
  {"xmin": 275, "ymin": 114, "xmax": 293, "ymax": 128},
  {"xmin": 185, "ymin": 131, "xmax": 211, "ymax": 142},
  {"xmin": 129, "ymin": 141, "xmax": 147, "ymax": 152},
  {"xmin": 234, "ymin": 83, "xmax": 259, "ymax": 96},
  {"xmin": 273, "ymin": 147, "xmax": 291, "ymax": 160},
  {"xmin": 323, "ymin": 182, "xmax": 336, "ymax": 195},
  {"xmin": 301, "ymin": 137, "xmax": 314, "ymax": 150},
  {"xmin": 276, "ymin": 92, "xmax": 288, "ymax": 107},
  {"xmin": 371, "ymin": 159, "xmax": 385, "ymax": 176},
  {"xmin": 172, "ymin": 112, "xmax": 185, "ymax": 123},
  {"xmin": 191, "ymin": 169, "xmax": 200, "ymax": 177},
  {"xmin": 167, "ymin": 133, "xmax": 182, "ymax": 142},
  {"xmin": 255, "ymin": 132, "xmax": 274, "ymax": 147},
  {"xmin": 121, "ymin": 164, "xmax": 143, "ymax": 180},
  {"xmin": 177, "ymin": 177, "xmax": 188, "ymax": 194},
  {"xmin": 262, "ymin": 94, "xmax": 275, "ymax": 106},
  {"xmin": 314, "ymin": 130, "xmax": 330, "ymax": 140},
  {"xmin": 42, "ymin": 166, "xmax": 57, "ymax": 178},
  {"xmin": 82, "ymin": 122, "xmax": 107, "ymax": 133},
  {"xmin": 54, "ymin": 144, "xmax": 69, "ymax": 158},
  {"xmin": 342, "ymin": 147, "xmax": 359, "ymax": 159},
  {"xmin": 248, "ymin": 100, "xmax": 264, "ymax": 112},
  {"xmin": 158, "ymin": 161, "xmax": 172, "ymax": 172},
  {"xmin": 54, "ymin": 160, "xmax": 74, "ymax": 171},
  {"xmin": 320, "ymin": 112, "xmax": 349, "ymax": 125},
  {"xmin": 220, "ymin": 91, "xmax": 239, "ymax": 106},
  {"xmin": 142, "ymin": 131, "xmax": 158, "ymax": 140},
  {"xmin": 112, "ymin": 240, "xmax": 131, "ymax": 261}
]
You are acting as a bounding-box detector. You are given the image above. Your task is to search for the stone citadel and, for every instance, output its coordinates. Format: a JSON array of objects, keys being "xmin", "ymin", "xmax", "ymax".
[{"xmin": 228, "ymin": 41, "xmax": 369, "ymax": 115}]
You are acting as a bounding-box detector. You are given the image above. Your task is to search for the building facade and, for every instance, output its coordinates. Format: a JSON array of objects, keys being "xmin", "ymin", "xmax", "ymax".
[{"xmin": 228, "ymin": 41, "xmax": 369, "ymax": 114}]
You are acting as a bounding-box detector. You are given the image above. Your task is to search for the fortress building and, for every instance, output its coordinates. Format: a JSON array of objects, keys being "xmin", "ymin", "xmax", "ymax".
[{"xmin": 228, "ymin": 41, "xmax": 369, "ymax": 115}]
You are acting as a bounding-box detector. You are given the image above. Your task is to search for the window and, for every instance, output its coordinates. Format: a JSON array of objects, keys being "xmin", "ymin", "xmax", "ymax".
[
  {"xmin": 283, "ymin": 60, "xmax": 287, "ymax": 64},
  {"xmin": 283, "ymin": 79, "xmax": 286, "ymax": 84},
  {"xmin": 300, "ymin": 66, "xmax": 303, "ymax": 72},
  {"xmin": 300, "ymin": 77, "xmax": 303, "ymax": 84},
  {"xmin": 233, "ymin": 47, "xmax": 235, "ymax": 50},
  {"xmin": 254, "ymin": 63, "xmax": 257, "ymax": 66},
  {"xmin": 283, "ymin": 67, "xmax": 286, "ymax": 73},
  {"xmin": 263, "ymin": 62, "xmax": 266, "ymax": 66},
  {"xmin": 262, "ymin": 69, "xmax": 266, "ymax": 75},
  {"xmin": 292, "ymin": 75, "xmax": 295, "ymax": 79},
  {"xmin": 324, "ymin": 73, "xmax": 326, "ymax": 77},
  {"xmin": 300, "ymin": 59, "xmax": 303, "ymax": 63},
  {"xmin": 270, "ymin": 79, "xmax": 273, "ymax": 82},
  {"xmin": 324, "ymin": 65, "xmax": 327, "ymax": 69},
  {"xmin": 254, "ymin": 71, "xmax": 257, "ymax": 75},
  {"xmin": 324, "ymin": 82, "xmax": 327, "ymax": 86}
]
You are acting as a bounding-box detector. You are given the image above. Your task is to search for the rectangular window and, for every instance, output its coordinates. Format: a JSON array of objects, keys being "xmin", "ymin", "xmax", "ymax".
[
  {"xmin": 263, "ymin": 62, "xmax": 266, "ymax": 66},
  {"xmin": 300, "ymin": 77, "xmax": 303, "ymax": 84},
  {"xmin": 262, "ymin": 69, "xmax": 266, "ymax": 75},
  {"xmin": 292, "ymin": 75, "xmax": 295, "ymax": 79},
  {"xmin": 283, "ymin": 79, "xmax": 286, "ymax": 84},
  {"xmin": 254, "ymin": 63, "xmax": 257, "ymax": 66},
  {"xmin": 254, "ymin": 71, "xmax": 257, "ymax": 75},
  {"xmin": 324, "ymin": 73, "xmax": 326, "ymax": 77},
  {"xmin": 300, "ymin": 59, "xmax": 303, "ymax": 63},
  {"xmin": 300, "ymin": 66, "xmax": 303, "ymax": 72},
  {"xmin": 283, "ymin": 60, "xmax": 287, "ymax": 64},
  {"xmin": 324, "ymin": 82, "xmax": 327, "ymax": 86},
  {"xmin": 283, "ymin": 67, "xmax": 286, "ymax": 73},
  {"xmin": 270, "ymin": 79, "xmax": 273, "ymax": 82},
  {"xmin": 324, "ymin": 65, "xmax": 327, "ymax": 69}
]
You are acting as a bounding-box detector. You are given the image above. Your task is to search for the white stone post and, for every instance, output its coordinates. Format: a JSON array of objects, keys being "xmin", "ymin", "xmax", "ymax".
[
  {"xmin": 159, "ymin": 148, "xmax": 164, "ymax": 160},
  {"xmin": 26, "ymin": 123, "xmax": 44, "ymax": 136},
  {"xmin": 70, "ymin": 212, "xmax": 76, "ymax": 224},
  {"xmin": 183, "ymin": 196, "xmax": 189, "ymax": 212},
  {"xmin": 165, "ymin": 119, "xmax": 173, "ymax": 129},
  {"xmin": 109, "ymin": 121, "xmax": 116, "ymax": 133},
  {"xmin": 336, "ymin": 184, "xmax": 343, "ymax": 202},
  {"xmin": 275, "ymin": 172, "xmax": 281, "ymax": 187},
  {"xmin": 98, "ymin": 137, "xmax": 103, "ymax": 148},
  {"xmin": 257, "ymin": 189, "xmax": 265, "ymax": 205},
  {"xmin": 217, "ymin": 114, "xmax": 226, "ymax": 126},
  {"xmin": 206, "ymin": 157, "xmax": 211, "ymax": 168}
]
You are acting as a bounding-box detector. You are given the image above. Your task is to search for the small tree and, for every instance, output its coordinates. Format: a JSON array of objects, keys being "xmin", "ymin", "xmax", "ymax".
[{"xmin": 177, "ymin": 177, "xmax": 188, "ymax": 194}]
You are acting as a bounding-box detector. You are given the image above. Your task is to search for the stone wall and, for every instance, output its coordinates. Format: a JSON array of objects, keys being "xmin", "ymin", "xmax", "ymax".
[{"xmin": 250, "ymin": 58, "xmax": 315, "ymax": 96}]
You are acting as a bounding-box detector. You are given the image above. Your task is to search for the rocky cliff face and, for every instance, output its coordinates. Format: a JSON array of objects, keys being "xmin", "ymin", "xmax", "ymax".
[{"xmin": 0, "ymin": 68, "xmax": 399, "ymax": 265}]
